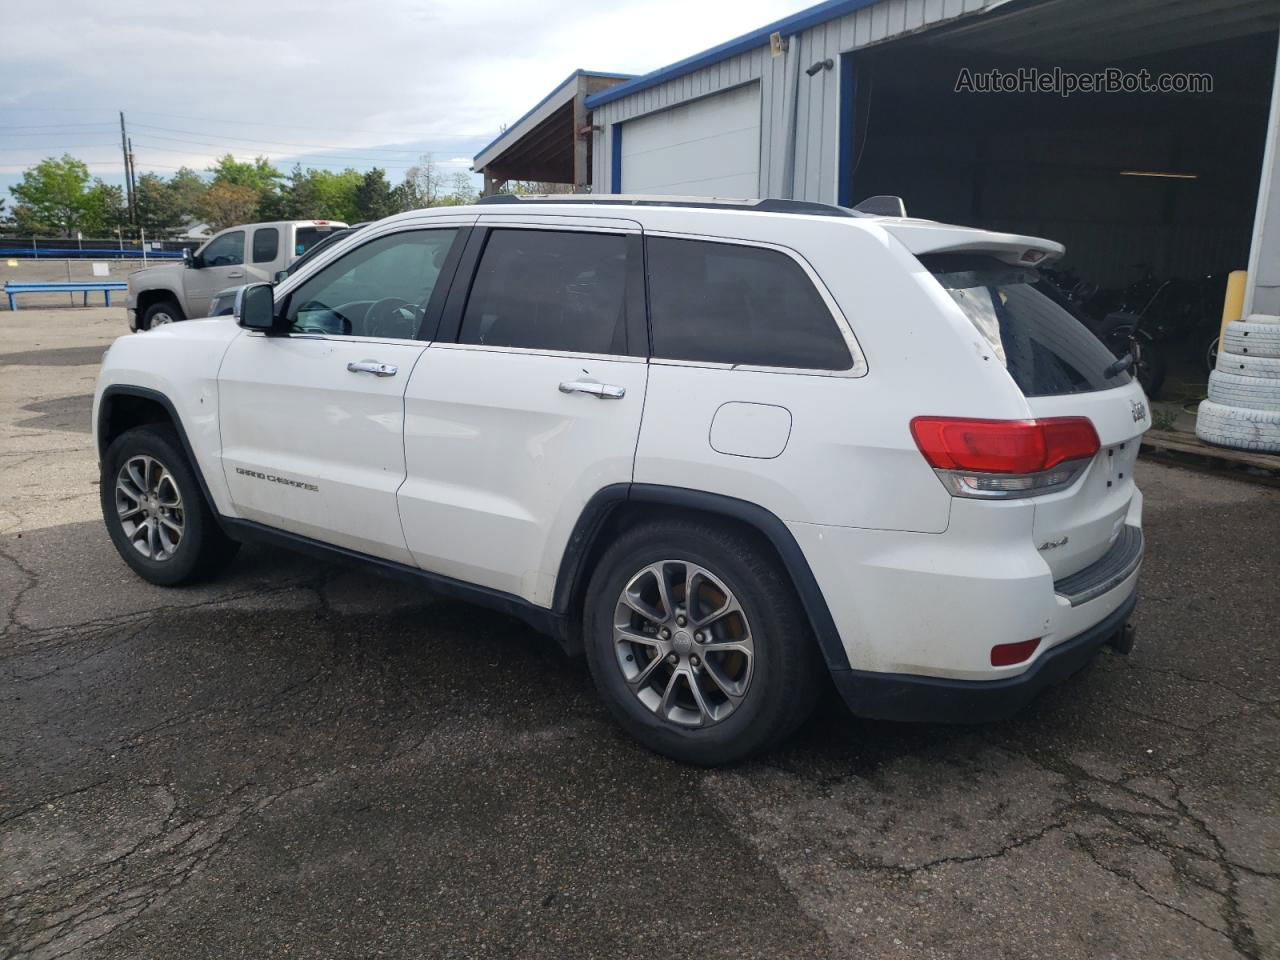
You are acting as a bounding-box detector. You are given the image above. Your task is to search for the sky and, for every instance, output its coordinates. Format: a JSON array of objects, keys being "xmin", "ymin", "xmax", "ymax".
[{"xmin": 0, "ymin": 0, "xmax": 806, "ymax": 196}]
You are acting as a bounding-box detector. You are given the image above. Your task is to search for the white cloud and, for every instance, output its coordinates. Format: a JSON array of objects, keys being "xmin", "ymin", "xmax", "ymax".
[{"xmin": 0, "ymin": 0, "xmax": 804, "ymax": 187}]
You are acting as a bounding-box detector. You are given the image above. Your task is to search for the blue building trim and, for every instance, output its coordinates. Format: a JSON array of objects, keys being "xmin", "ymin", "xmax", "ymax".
[
  {"xmin": 610, "ymin": 122, "xmax": 624, "ymax": 193},
  {"xmin": 474, "ymin": 68, "xmax": 636, "ymax": 165},
  {"xmin": 585, "ymin": 0, "xmax": 881, "ymax": 110},
  {"xmin": 837, "ymin": 51, "xmax": 857, "ymax": 207}
]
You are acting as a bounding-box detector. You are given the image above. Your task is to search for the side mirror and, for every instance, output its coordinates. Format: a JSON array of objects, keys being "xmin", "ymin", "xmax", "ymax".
[
  {"xmin": 182, "ymin": 248, "xmax": 193, "ymax": 267},
  {"xmin": 273, "ymin": 269, "xmax": 289, "ymax": 283},
  {"xmin": 235, "ymin": 282, "xmax": 285, "ymax": 334}
]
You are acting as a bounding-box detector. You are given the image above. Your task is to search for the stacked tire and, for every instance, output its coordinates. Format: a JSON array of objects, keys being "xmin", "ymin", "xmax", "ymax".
[{"xmin": 1197, "ymin": 314, "xmax": 1280, "ymax": 453}]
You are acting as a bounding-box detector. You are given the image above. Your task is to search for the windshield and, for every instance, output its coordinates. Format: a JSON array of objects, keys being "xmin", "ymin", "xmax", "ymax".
[{"xmin": 921, "ymin": 254, "xmax": 1130, "ymax": 397}]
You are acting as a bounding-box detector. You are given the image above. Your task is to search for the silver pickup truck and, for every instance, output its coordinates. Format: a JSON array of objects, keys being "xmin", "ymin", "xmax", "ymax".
[{"xmin": 126, "ymin": 220, "xmax": 347, "ymax": 331}]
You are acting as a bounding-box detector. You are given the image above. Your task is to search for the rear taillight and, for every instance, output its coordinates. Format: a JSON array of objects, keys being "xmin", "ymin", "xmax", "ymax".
[{"xmin": 910, "ymin": 417, "xmax": 1099, "ymax": 499}]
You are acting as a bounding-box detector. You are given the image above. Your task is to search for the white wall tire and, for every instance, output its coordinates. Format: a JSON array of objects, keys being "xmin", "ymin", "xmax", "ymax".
[
  {"xmin": 1195, "ymin": 400, "xmax": 1280, "ymax": 453},
  {"xmin": 1221, "ymin": 317, "xmax": 1280, "ymax": 360},
  {"xmin": 1206, "ymin": 371, "xmax": 1280, "ymax": 411},
  {"xmin": 1215, "ymin": 352, "xmax": 1280, "ymax": 380}
]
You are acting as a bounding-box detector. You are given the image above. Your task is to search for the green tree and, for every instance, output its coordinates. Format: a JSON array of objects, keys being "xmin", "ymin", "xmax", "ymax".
[
  {"xmin": 135, "ymin": 173, "xmax": 181, "ymax": 236},
  {"xmin": 167, "ymin": 167, "xmax": 208, "ymax": 224},
  {"xmin": 208, "ymin": 154, "xmax": 283, "ymax": 194},
  {"xmin": 307, "ymin": 169, "xmax": 363, "ymax": 221},
  {"xmin": 198, "ymin": 181, "xmax": 261, "ymax": 230},
  {"xmin": 8, "ymin": 155, "xmax": 94, "ymax": 235},
  {"xmin": 353, "ymin": 168, "xmax": 396, "ymax": 221},
  {"xmin": 81, "ymin": 180, "xmax": 127, "ymax": 234},
  {"xmin": 278, "ymin": 164, "xmax": 319, "ymax": 219}
]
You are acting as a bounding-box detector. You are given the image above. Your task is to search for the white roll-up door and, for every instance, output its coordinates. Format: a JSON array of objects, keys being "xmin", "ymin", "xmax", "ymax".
[{"xmin": 619, "ymin": 82, "xmax": 761, "ymax": 197}]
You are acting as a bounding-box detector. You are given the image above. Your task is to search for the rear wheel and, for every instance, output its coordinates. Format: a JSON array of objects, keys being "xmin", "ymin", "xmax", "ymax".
[
  {"xmin": 141, "ymin": 300, "xmax": 183, "ymax": 331},
  {"xmin": 583, "ymin": 518, "xmax": 822, "ymax": 765},
  {"xmin": 101, "ymin": 425, "xmax": 239, "ymax": 585}
]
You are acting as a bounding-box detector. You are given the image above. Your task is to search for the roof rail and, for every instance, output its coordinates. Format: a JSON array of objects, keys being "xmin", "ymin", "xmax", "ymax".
[{"xmin": 474, "ymin": 194, "xmax": 862, "ymax": 218}]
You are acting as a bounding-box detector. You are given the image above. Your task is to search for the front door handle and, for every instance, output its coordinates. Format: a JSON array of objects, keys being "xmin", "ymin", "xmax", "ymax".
[
  {"xmin": 347, "ymin": 360, "xmax": 398, "ymax": 377},
  {"xmin": 226, "ymin": 270, "xmax": 244, "ymax": 279},
  {"xmin": 559, "ymin": 379, "xmax": 625, "ymax": 399}
]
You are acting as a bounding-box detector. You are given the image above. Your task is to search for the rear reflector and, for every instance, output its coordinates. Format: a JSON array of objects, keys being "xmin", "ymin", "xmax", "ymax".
[
  {"xmin": 909, "ymin": 417, "xmax": 1099, "ymax": 474},
  {"xmin": 991, "ymin": 637, "xmax": 1042, "ymax": 667}
]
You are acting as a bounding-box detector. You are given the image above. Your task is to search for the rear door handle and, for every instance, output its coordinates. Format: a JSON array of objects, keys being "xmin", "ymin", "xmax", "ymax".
[
  {"xmin": 347, "ymin": 360, "xmax": 398, "ymax": 377},
  {"xmin": 559, "ymin": 379, "xmax": 625, "ymax": 399}
]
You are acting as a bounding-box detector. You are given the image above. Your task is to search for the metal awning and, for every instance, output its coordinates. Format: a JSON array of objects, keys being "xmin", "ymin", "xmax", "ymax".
[{"xmin": 472, "ymin": 70, "xmax": 633, "ymax": 192}]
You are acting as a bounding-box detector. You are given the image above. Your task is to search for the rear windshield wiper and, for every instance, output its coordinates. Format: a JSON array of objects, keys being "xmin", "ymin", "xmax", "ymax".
[{"xmin": 1104, "ymin": 352, "xmax": 1134, "ymax": 379}]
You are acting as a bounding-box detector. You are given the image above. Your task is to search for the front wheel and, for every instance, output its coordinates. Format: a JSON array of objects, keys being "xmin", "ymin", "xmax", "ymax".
[
  {"xmin": 141, "ymin": 300, "xmax": 184, "ymax": 331},
  {"xmin": 583, "ymin": 518, "xmax": 822, "ymax": 765},
  {"xmin": 101, "ymin": 425, "xmax": 239, "ymax": 586}
]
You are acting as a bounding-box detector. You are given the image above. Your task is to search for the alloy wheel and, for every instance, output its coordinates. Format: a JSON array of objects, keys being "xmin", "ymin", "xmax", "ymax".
[
  {"xmin": 613, "ymin": 560, "xmax": 755, "ymax": 727},
  {"xmin": 115, "ymin": 454, "xmax": 184, "ymax": 561}
]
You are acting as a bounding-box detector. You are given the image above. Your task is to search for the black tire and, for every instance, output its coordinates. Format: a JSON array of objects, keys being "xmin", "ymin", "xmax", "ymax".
[
  {"xmin": 583, "ymin": 517, "xmax": 823, "ymax": 766},
  {"xmin": 1098, "ymin": 315, "xmax": 1167, "ymax": 399},
  {"xmin": 100, "ymin": 424, "xmax": 239, "ymax": 586},
  {"xmin": 141, "ymin": 299, "xmax": 184, "ymax": 331}
]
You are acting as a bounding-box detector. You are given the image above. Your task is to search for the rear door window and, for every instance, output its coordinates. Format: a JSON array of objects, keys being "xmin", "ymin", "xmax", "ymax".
[
  {"xmin": 646, "ymin": 237, "xmax": 853, "ymax": 371},
  {"xmin": 459, "ymin": 229, "xmax": 631, "ymax": 356},
  {"xmin": 922, "ymin": 254, "xmax": 1130, "ymax": 397},
  {"xmin": 252, "ymin": 227, "xmax": 279, "ymax": 263}
]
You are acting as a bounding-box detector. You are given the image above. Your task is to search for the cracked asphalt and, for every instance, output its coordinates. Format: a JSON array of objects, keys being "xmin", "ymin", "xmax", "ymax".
[{"xmin": 2, "ymin": 308, "xmax": 1278, "ymax": 959}]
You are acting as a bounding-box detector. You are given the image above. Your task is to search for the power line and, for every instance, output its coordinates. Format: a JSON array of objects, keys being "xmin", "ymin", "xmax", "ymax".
[
  {"xmin": 129, "ymin": 121, "xmax": 434, "ymax": 154},
  {"xmin": 131, "ymin": 135, "xmax": 432, "ymax": 166}
]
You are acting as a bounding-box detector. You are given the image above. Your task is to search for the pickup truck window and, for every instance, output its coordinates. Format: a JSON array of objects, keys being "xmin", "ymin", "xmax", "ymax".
[
  {"xmin": 252, "ymin": 228, "xmax": 279, "ymax": 263},
  {"xmin": 202, "ymin": 231, "xmax": 244, "ymax": 267},
  {"xmin": 295, "ymin": 226, "xmax": 336, "ymax": 256}
]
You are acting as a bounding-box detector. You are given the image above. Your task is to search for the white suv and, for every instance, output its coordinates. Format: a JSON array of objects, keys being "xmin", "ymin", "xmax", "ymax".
[{"xmin": 93, "ymin": 196, "xmax": 1148, "ymax": 764}]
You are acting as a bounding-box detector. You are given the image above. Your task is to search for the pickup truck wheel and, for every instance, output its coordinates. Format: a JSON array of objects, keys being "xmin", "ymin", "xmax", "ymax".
[
  {"xmin": 141, "ymin": 300, "xmax": 183, "ymax": 331},
  {"xmin": 101, "ymin": 425, "xmax": 238, "ymax": 586},
  {"xmin": 584, "ymin": 518, "xmax": 821, "ymax": 765}
]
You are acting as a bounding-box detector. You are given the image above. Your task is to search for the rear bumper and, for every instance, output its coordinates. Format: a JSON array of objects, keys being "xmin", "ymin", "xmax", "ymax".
[{"xmin": 830, "ymin": 587, "xmax": 1136, "ymax": 723}]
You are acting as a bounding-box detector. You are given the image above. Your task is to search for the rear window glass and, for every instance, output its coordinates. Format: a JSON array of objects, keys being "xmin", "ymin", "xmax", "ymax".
[
  {"xmin": 921, "ymin": 254, "xmax": 1130, "ymax": 397},
  {"xmin": 647, "ymin": 237, "xmax": 853, "ymax": 371},
  {"xmin": 295, "ymin": 226, "xmax": 337, "ymax": 256}
]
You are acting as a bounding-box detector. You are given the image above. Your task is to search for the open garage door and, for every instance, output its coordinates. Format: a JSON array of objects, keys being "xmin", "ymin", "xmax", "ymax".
[
  {"xmin": 620, "ymin": 82, "xmax": 761, "ymax": 197},
  {"xmin": 841, "ymin": 1, "xmax": 1279, "ymax": 401}
]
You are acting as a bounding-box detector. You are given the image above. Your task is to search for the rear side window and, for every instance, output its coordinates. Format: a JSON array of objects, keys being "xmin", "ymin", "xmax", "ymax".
[
  {"xmin": 252, "ymin": 228, "xmax": 279, "ymax": 263},
  {"xmin": 459, "ymin": 230, "xmax": 630, "ymax": 355},
  {"xmin": 646, "ymin": 237, "xmax": 853, "ymax": 371},
  {"xmin": 922, "ymin": 254, "xmax": 1130, "ymax": 397}
]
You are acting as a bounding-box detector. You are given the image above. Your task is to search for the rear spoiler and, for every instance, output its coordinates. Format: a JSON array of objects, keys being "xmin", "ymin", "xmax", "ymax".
[{"xmin": 880, "ymin": 220, "xmax": 1065, "ymax": 267}]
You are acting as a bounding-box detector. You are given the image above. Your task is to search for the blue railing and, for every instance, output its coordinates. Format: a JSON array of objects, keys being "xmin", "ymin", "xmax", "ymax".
[{"xmin": 0, "ymin": 247, "xmax": 185, "ymax": 260}]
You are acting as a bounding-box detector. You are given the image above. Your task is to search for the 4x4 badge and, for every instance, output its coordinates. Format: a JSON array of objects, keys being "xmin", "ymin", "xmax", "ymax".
[{"xmin": 1131, "ymin": 400, "xmax": 1147, "ymax": 423}]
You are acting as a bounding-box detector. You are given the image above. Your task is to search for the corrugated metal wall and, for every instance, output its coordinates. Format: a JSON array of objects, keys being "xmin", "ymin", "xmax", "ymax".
[{"xmin": 591, "ymin": 0, "xmax": 998, "ymax": 201}]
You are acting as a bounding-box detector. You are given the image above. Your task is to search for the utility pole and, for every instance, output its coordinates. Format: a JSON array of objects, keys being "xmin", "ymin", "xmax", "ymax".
[
  {"xmin": 119, "ymin": 112, "xmax": 135, "ymax": 226},
  {"xmin": 127, "ymin": 136, "xmax": 138, "ymax": 226}
]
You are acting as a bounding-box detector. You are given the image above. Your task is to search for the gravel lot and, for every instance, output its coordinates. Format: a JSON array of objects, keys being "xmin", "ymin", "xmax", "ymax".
[{"xmin": 2, "ymin": 308, "xmax": 1278, "ymax": 959}]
